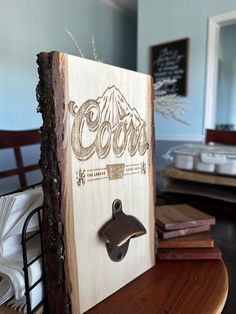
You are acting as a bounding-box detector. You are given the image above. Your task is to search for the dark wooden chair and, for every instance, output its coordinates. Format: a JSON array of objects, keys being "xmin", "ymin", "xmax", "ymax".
[
  {"xmin": 205, "ymin": 129, "xmax": 236, "ymax": 145},
  {"xmin": 0, "ymin": 129, "xmax": 41, "ymax": 187}
]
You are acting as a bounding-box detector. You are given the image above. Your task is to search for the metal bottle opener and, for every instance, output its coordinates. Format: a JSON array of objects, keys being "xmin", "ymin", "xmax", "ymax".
[{"xmin": 99, "ymin": 199, "xmax": 146, "ymax": 262}]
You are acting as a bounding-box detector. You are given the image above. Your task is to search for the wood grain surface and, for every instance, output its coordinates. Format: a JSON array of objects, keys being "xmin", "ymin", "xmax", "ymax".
[
  {"xmin": 86, "ymin": 260, "xmax": 228, "ymax": 314},
  {"xmin": 156, "ymin": 204, "xmax": 215, "ymax": 230},
  {"xmin": 161, "ymin": 179, "xmax": 236, "ymax": 203},
  {"xmin": 160, "ymin": 165, "xmax": 236, "ymax": 187},
  {"xmin": 38, "ymin": 52, "xmax": 155, "ymax": 313},
  {"xmin": 158, "ymin": 232, "xmax": 214, "ymax": 248},
  {"xmin": 157, "ymin": 224, "xmax": 210, "ymax": 239},
  {"xmin": 0, "ymin": 305, "xmax": 43, "ymax": 314},
  {"xmin": 0, "ymin": 261, "xmax": 228, "ymax": 314},
  {"xmin": 0, "ymin": 306, "xmax": 14, "ymax": 314},
  {"xmin": 157, "ymin": 245, "xmax": 222, "ymax": 260}
]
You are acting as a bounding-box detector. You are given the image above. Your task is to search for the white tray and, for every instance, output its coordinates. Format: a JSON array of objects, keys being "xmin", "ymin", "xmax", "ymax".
[{"xmin": 167, "ymin": 144, "xmax": 236, "ymax": 176}]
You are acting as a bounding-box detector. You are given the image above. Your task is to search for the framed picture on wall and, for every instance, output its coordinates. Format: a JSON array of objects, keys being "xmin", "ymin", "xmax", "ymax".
[{"xmin": 151, "ymin": 38, "xmax": 189, "ymax": 96}]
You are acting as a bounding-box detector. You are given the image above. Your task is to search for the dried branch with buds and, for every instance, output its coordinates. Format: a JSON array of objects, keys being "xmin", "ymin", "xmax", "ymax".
[
  {"xmin": 153, "ymin": 80, "xmax": 189, "ymax": 125},
  {"xmin": 65, "ymin": 30, "xmax": 189, "ymax": 125},
  {"xmin": 65, "ymin": 29, "xmax": 85, "ymax": 58},
  {"xmin": 92, "ymin": 36, "xmax": 103, "ymax": 63}
]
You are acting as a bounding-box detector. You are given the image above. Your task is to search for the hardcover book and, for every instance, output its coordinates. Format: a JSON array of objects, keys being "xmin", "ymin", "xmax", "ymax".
[{"xmin": 37, "ymin": 52, "xmax": 155, "ymax": 313}]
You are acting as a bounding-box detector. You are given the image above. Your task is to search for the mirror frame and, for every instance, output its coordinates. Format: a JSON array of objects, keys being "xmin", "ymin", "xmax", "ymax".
[{"xmin": 204, "ymin": 10, "xmax": 236, "ymax": 133}]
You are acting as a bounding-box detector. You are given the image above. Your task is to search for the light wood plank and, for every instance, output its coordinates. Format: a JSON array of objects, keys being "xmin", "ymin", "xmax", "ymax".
[
  {"xmin": 160, "ymin": 165, "xmax": 236, "ymax": 187},
  {"xmin": 38, "ymin": 52, "xmax": 155, "ymax": 313}
]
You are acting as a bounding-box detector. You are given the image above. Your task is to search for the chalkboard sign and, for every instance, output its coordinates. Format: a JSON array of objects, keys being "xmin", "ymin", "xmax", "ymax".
[{"xmin": 151, "ymin": 38, "xmax": 189, "ymax": 96}]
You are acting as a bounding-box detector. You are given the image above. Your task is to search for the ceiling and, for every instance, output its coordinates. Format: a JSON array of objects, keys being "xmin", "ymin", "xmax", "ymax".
[
  {"xmin": 101, "ymin": 0, "xmax": 137, "ymax": 19},
  {"xmin": 114, "ymin": 0, "xmax": 137, "ymax": 15}
]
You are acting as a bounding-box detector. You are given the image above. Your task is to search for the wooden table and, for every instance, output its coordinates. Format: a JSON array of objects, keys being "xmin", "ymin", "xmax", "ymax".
[
  {"xmin": 0, "ymin": 259, "xmax": 228, "ymax": 314},
  {"xmin": 0, "ymin": 304, "xmax": 43, "ymax": 314},
  {"xmin": 86, "ymin": 260, "xmax": 228, "ymax": 314}
]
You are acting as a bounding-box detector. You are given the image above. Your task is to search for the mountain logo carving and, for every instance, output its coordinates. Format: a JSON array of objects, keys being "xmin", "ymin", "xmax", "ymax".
[{"xmin": 69, "ymin": 86, "xmax": 149, "ymax": 161}]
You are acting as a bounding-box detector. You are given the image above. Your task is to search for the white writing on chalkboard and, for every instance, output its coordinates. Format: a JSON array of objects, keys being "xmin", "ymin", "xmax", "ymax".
[
  {"xmin": 154, "ymin": 48, "xmax": 184, "ymax": 81},
  {"xmin": 152, "ymin": 38, "xmax": 188, "ymax": 96}
]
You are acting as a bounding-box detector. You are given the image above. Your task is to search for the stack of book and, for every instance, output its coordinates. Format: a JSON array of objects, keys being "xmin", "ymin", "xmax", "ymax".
[{"xmin": 156, "ymin": 204, "xmax": 221, "ymax": 260}]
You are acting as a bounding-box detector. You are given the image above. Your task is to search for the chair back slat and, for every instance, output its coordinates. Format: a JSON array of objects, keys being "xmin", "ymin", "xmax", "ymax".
[
  {"xmin": 0, "ymin": 129, "xmax": 41, "ymax": 187},
  {"xmin": 205, "ymin": 129, "xmax": 236, "ymax": 145}
]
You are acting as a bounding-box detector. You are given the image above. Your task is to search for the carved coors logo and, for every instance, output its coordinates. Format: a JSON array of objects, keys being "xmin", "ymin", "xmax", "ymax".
[{"xmin": 69, "ymin": 86, "xmax": 149, "ymax": 161}]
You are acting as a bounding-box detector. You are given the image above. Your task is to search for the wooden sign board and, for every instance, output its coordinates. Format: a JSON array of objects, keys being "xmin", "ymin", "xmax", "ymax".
[{"xmin": 37, "ymin": 52, "xmax": 155, "ymax": 313}]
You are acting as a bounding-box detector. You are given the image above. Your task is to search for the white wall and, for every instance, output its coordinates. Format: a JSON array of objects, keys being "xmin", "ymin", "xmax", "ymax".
[
  {"xmin": 137, "ymin": 0, "xmax": 236, "ymax": 141},
  {"xmin": 0, "ymin": 0, "xmax": 136, "ymax": 130},
  {"xmin": 0, "ymin": 0, "xmax": 137, "ymax": 193}
]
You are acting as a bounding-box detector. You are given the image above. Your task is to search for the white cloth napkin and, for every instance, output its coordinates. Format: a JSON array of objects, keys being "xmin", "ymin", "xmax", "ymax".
[
  {"xmin": 0, "ymin": 186, "xmax": 44, "ymax": 311},
  {"xmin": 0, "ymin": 246, "xmax": 43, "ymax": 312},
  {"xmin": 0, "ymin": 187, "xmax": 42, "ymax": 257},
  {"xmin": 0, "ymin": 276, "xmax": 14, "ymax": 306},
  {"xmin": 5, "ymin": 252, "xmax": 43, "ymax": 313}
]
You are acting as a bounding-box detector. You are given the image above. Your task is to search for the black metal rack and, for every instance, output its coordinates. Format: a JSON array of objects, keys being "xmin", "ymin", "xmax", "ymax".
[
  {"xmin": 22, "ymin": 205, "xmax": 46, "ymax": 313},
  {"xmin": 1, "ymin": 184, "xmax": 45, "ymax": 313}
]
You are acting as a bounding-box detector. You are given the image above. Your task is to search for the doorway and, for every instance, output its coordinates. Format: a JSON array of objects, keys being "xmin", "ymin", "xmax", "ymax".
[{"xmin": 204, "ymin": 11, "xmax": 236, "ymax": 132}]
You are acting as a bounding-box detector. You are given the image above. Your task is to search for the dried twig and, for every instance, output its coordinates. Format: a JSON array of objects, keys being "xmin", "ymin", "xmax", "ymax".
[
  {"xmin": 153, "ymin": 80, "xmax": 189, "ymax": 125},
  {"xmin": 65, "ymin": 29, "xmax": 85, "ymax": 58},
  {"xmin": 64, "ymin": 30, "xmax": 189, "ymax": 125},
  {"xmin": 92, "ymin": 35, "xmax": 102, "ymax": 62}
]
